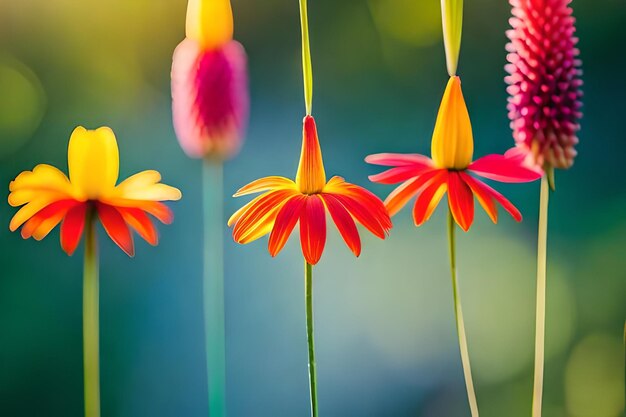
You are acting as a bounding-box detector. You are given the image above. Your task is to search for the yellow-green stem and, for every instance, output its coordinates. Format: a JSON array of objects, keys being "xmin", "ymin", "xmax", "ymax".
[
  {"xmin": 83, "ymin": 214, "xmax": 100, "ymax": 417},
  {"xmin": 203, "ymin": 160, "xmax": 226, "ymax": 417},
  {"xmin": 532, "ymin": 174, "xmax": 550, "ymax": 417},
  {"xmin": 447, "ymin": 209, "xmax": 479, "ymax": 417},
  {"xmin": 305, "ymin": 262, "xmax": 318, "ymax": 417},
  {"xmin": 299, "ymin": 0, "xmax": 313, "ymax": 115}
]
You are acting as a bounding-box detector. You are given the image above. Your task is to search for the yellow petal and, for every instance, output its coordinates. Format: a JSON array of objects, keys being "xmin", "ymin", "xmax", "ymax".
[
  {"xmin": 109, "ymin": 170, "xmax": 182, "ymax": 201},
  {"xmin": 68, "ymin": 126, "xmax": 119, "ymax": 199},
  {"xmin": 431, "ymin": 76, "xmax": 473, "ymax": 170},
  {"xmin": 295, "ymin": 115, "xmax": 326, "ymax": 194},
  {"xmin": 8, "ymin": 164, "xmax": 77, "ymax": 206},
  {"xmin": 186, "ymin": 0, "xmax": 233, "ymax": 49},
  {"xmin": 9, "ymin": 195, "xmax": 65, "ymax": 232}
]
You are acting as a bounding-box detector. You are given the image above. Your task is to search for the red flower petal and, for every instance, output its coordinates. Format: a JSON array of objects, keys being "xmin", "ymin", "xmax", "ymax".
[
  {"xmin": 384, "ymin": 168, "xmax": 441, "ymax": 216},
  {"xmin": 232, "ymin": 189, "xmax": 296, "ymax": 243},
  {"xmin": 321, "ymin": 193, "xmax": 361, "ymax": 257},
  {"xmin": 268, "ymin": 195, "xmax": 306, "ymax": 258},
  {"xmin": 461, "ymin": 173, "xmax": 522, "ymax": 222},
  {"xmin": 299, "ymin": 195, "xmax": 326, "ymax": 265},
  {"xmin": 368, "ymin": 165, "xmax": 431, "ymax": 184},
  {"xmin": 60, "ymin": 203, "xmax": 88, "ymax": 256},
  {"xmin": 459, "ymin": 172, "xmax": 498, "ymax": 223},
  {"xmin": 365, "ymin": 153, "xmax": 434, "ymax": 168},
  {"xmin": 21, "ymin": 199, "xmax": 78, "ymax": 240},
  {"xmin": 96, "ymin": 203, "xmax": 135, "ymax": 257},
  {"xmin": 116, "ymin": 206, "xmax": 158, "ymax": 246},
  {"xmin": 447, "ymin": 172, "xmax": 475, "ymax": 232},
  {"xmin": 468, "ymin": 153, "xmax": 543, "ymax": 183},
  {"xmin": 413, "ymin": 171, "xmax": 448, "ymax": 226}
]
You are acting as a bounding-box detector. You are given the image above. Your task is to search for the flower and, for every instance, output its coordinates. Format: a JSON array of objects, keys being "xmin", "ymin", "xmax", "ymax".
[
  {"xmin": 367, "ymin": 76, "xmax": 542, "ymax": 231},
  {"xmin": 8, "ymin": 127, "xmax": 182, "ymax": 256},
  {"xmin": 172, "ymin": 0, "xmax": 249, "ymax": 160},
  {"xmin": 505, "ymin": 0, "xmax": 583, "ymax": 170},
  {"xmin": 229, "ymin": 115, "xmax": 392, "ymax": 265}
]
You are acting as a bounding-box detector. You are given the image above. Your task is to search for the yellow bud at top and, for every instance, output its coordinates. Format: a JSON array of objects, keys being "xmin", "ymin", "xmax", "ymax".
[
  {"xmin": 186, "ymin": 0, "xmax": 234, "ymax": 50},
  {"xmin": 441, "ymin": 0, "xmax": 463, "ymax": 76},
  {"xmin": 296, "ymin": 116, "xmax": 326, "ymax": 194},
  {"xmin": 431, "ymin": 76, "xmax": 474, "ymax": 170}
]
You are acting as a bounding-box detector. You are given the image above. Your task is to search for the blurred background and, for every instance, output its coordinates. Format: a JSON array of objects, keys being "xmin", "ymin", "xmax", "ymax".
[{"xmin": 0, "ymin": 0, "xmax": 624, "ymax": 416}]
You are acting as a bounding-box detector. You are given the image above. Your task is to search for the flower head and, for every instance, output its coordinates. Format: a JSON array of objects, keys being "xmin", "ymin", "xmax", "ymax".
[
  {"xmin": 8, "ymin": 127, "xmax": 182, "ymax": 256},
  {"xmin": 367, "ymin": 76, "xmax": 542, "ymax": 231},
  {"xmin": 229, "ymin": 116, "xmax": 392, "ymax": 265},
  {"xmin": 172, "ymin": 0, "xmax": 249, "ymax": 160},
  {"xmin": 505, "ymin": 0, "xmax": 583, "ymax": 170}
]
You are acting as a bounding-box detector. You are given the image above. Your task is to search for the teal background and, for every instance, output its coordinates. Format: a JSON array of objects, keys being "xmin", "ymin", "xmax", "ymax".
[{"xmin": 0, "ymin": 0, "xmax": 624, "ymax": 416}]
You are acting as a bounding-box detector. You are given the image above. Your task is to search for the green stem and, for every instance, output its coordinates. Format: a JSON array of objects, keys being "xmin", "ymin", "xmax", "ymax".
[
  {"xmin": 299, "ymin": 0, "xmax": 313, "ymax": 115},
  {"xmin": 83, "ymin": 214, "xmax": 100, "ymax": 417},
  {"xmin": 532, "ymin": 174, "xmax": 550, "ymax": 417},
  {"xmin": 203, "ymin": 160, "xmax": 226, "ymax": 417},
  {"xmin": 305, "ymin": 262, "xmax": 318, "ymax": 417},
  {"xmin": 447, "ymin": 209, "xmax": 479, "ymax": 417}
]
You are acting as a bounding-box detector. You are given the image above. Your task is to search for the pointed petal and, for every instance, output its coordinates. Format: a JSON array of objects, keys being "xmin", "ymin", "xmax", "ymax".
[
  {"xmin": 96, "ymin": 203, "xmax": 135, "ymax": 257},
  {"xmin": 447, "ymin": 172, "xmax": 475, "ymax": 231},
  {"xmin": 233, "ymin": 176, "xmax": 296, "ymax": 197},
  {"xmin": 99, "ymin": 200, "xmax": 174, "ymax": 225},
  {"xmin": 295, "ymin": 116, "xmax": 326, "ymax": 194},
  {"xmin": 459, "ymin": 172, "xmax": 498, "ymax": 223},
  {"xmin": 116, "ymin": 207, "xmax": 159, "ymax": 246},
  {"xmin": 383, "ymin": 169, "xmax": 441, "ymax": 216},
  {"xmin": 110, "ymin": 170, "xmax": 182, "ymax": 201},
  {"xmin": 20, "ymin": 200, "xmax": 77, "ymax": 240},
  {"xmin": 462, "ymin": 174, "xmax": 522, "ymax": 221},
  {"xmin": 365, "ymin": 153, "xmax": 434, "ymax": 168},
  {"xmin": 299, "ymin": 195, "xmax": 327, "ymax": 265},
  {"xmin": 10, "ymin": 194, "xmax": 70, "ymax": 232},
  {"xmin": 60, "ymin": 203, "xmax": 88, "ymax": 256},
  {"xmin": 468, "ymin": 153, "xmax": 543, "ymax": 183},
  {"xmin": 321, "ymin": 194, "xmax": 361, "ymax": 257},
  {"xmin": 232, "ymin": 189, "xmax": 297, "ymax": 244},
  {"xmin": 368, "ymin": 165, "xmax": 432, "ymax": 184},
  {"xmin": 268, "ymin": 195, "xmax": 306, "ymax": 257},
  {"xmin": 413, "ymin": 171, "xmax": 448, "ymax": 226}
]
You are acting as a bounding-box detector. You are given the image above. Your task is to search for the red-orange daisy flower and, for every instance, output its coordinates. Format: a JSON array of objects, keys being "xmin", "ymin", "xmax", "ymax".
[
  {"xmin": 367, "ymin": 76, "xmax": 542, "ymax": 231},
  {"xmin": 8, "ymin": 127, "xmax": 182, "ymax": 256},
  {"xmin": 229, "ymin": 115, "xmax": 392, "ymax": 265}
]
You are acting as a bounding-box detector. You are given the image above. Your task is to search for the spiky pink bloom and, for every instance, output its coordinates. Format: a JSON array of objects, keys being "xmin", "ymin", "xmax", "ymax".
[{"xmin": 505, "ymin": 0, "xmax": 583, "ymax": 169}]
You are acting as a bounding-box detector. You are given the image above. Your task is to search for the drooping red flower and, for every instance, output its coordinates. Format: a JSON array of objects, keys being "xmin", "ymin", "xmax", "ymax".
[{"xmin": 505, "ymin": 0, "xmax": 583, "ymax": 169}]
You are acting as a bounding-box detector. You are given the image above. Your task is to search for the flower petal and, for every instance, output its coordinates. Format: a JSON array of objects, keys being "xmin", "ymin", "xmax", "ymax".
[
  {"xmin": 233, "ymin": 176, "xmax": 296, "ymax": 197},
  {"xmin": 110, "ymin": 170, "xmax": 182, "ymax": 201},
  {"xmin": 368, "ymin": 165, "xmax": 432, "ymax": 184},
  {"xmin": 321, "ymin": 193, "xmax": 361, "ymax": 257},
  {"xmin": 459, "ymin": 172, "xmax": 498, "ymax": 223},
  {"xmin": 365, "ymin": 153, "xmax": 434, "ymax": 167},
  {"xmin": 447, "ymin": 172, "xmax": 475, "ymax": 232},
  {"xmin": 413, "ymin": 171, "xmax": 448, "ymax": 226},
  {"xmin": 383, "ymin": 169, "xmax": 442, "ymax": 217},
  {"xmin": 96, "ymin": 203, "xmax": 135, "ymax": 257},
  {"xmin": 116, "ymin": 207, "xmax": 159, "ymax": 246},
  {"xmin": 21, "ymin": 200, "xmax": 78, "ymax": 240},
  {"xmin": 60, "ymin": 203, "xmax": 88, "ymax": 256},
  {"xmin": 232, "ymin": 189, "xmax": 297, "ymax": 244},
  {"xmin": 299, "ymin": 195, "xmax": 326, "ymax": 265},
  {"xmin": 462, "ymin": 175, "xmax": 522, "ymax": 222},
  {"xmin": 295, "ymin": 116, "xmax": 326, "ymax": 194},
  {"xmin": 9, "ymin": 164, "xmax": 76, "ymax": 204},
  {"xmin": 186, "ymin": 0, "xmax": 233, "ymax": 49},
  {"xmin": 468, "ymin": 153, "xmax": 543, "ymax": 183},
  {"xmin": 9, "ymin": 194, "xmax": 71, "ymax": 232},
  {"xmin": 268, "ymin": 195, "xmax": 307, "ymax": 257}
]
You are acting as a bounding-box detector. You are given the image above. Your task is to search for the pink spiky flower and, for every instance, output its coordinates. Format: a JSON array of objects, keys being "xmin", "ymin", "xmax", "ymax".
[
  {"xmin": 171, "ymin": 0, "xmax": 249, "ymax": 160},
  {"xmin": 505, "ymin": 0, "xmax": 583, "ymax": 170}
]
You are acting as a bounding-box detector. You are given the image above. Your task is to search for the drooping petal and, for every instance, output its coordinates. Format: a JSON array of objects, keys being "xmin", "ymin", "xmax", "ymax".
[
  {"xmin": 20, "ymin": 200, "xmax": 78, "ymax": 240},
  {"xmin": 233, "ymin": 176, "xmax": 296, "ymax": 197},
  {"xmin": 431, "ymin": 76, "xmax": 474, "ymax": 170},
  {"xmin": 413, "ymin": 171, "xmax": 449, "ymax": 226},
  {"xmin": 461, "ymin": 174, "xmax": 522, "ymax": 221},
  {"xmin": 299, "ymin": 195, "xmax": 326, "ymax": 265},
  {"xmin": 96, "ymin": 203, "xmax": 135, "ymax": 257},
  {"xmin": 365, "ymin": 153, "xmax": 434, "ymax": 168},
  {"xmin": 468, "ymin": 152, "xmax": 543, "ymax": 183},
  {"xmin": 68, "ymin": 126, "xmax": 119, "ymax": 200},
  {"xmin": 447, "ymin": 171, "xmax": 474, "ymax": 231},
  {"xmin": 268, "ymin": 195, "xmax": 307, "ymax": 257},
  {"xmin": 368, "ymin": 165, "xmax": 432, "ymax": 184},
  {"xmin": 186, "ymin": 0, "xmax": 233, "ymax": 50},
  {"xmin": 382, "ymin": 169, "xmax": 442, "ymax": 216},
  {"xmin": 459, "ymin": 172, "xmax": 498, "ymax": 223},
  {"xmin": 60, "ymin": 203, "xmax": 88, "ymax": 256},
  {"xmin": 110, "ymin": 170, "xmax": 182, "ymax": 201},
  {"xmin": 116, "ymin": 207, "xmax": 159, "ymax": 246},
  {"xmin": 321, "ymin": 193, "xmax": 361, "ymax": 257},
  {"xmin": 232, "ymin": 189, "xmax": 297, "ymax": 244},
  {"xmin": 172, "ymin": 38, "xmax": 249, "ymax": 160},
  {"xmin": 295, "ymin": 115, "xmax": 326, "ymax": 194}
]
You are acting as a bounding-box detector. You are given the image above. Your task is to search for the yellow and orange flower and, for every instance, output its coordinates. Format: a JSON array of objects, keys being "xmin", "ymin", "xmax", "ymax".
[
  {"xmin": 229, "ymin": 116, "xmax": 392, "ymax": 265},
  {"xmin": 367, "ymin": 76, "xmax": 542, "ymax": 231},
  {"xmin": 8, "ymin": 127, "xmax": 182, "ymax": 256}
]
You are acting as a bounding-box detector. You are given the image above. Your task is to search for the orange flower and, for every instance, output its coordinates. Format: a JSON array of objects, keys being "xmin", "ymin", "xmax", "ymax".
[
  {"xmin": 229, "ymin": 115, "xmax": 392, "ymax": 265},
  {"xmin": 8, "ymin": 127, "xmax": 182, "ymax": 256}
]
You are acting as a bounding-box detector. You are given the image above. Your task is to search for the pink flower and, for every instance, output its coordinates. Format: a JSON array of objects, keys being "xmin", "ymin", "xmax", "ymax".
[{"xmin": 505, "ymin": 0, "xmax": 583, "ymax": 169}]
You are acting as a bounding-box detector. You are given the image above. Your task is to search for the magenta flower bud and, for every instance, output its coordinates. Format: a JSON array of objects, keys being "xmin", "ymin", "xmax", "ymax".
[{"xmin": 505, "ymin": 0, "xmax": 583, "ymax": 170}]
